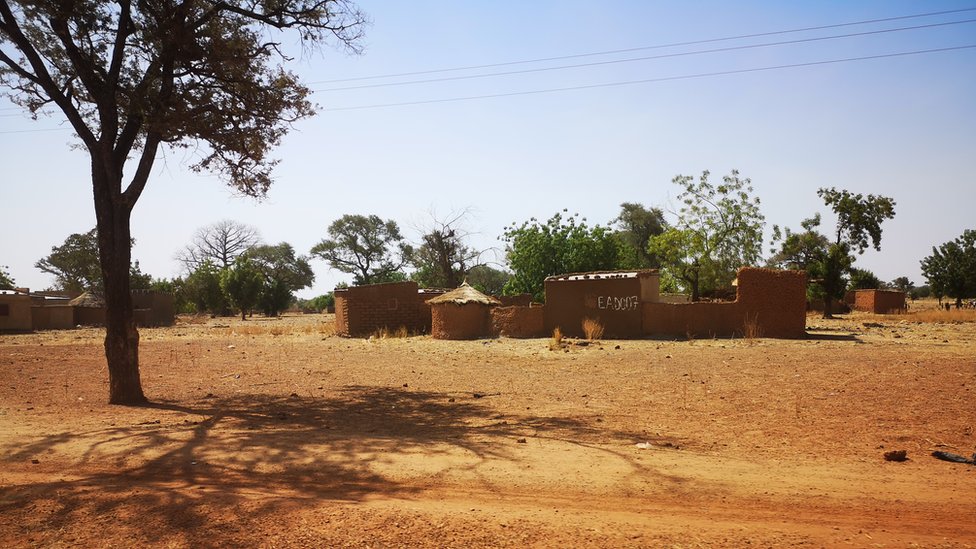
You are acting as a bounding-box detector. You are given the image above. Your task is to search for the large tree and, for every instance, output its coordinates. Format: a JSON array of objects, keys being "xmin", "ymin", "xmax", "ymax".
[
  {"xmin": 0, "ymin": 1, "xmax": 366, "ymax": 403},
  {"xmin": 0, "ymin": 265, "xmax": 15, "ymax": 290},
  {"xmin": 648, "ymin": 170, "xmax": 765, "ymax": 301},
  {"xmin": 311, "ymin": 214, "xmax": 413, "ymax": 286},
  {"xmin": 35, "ymin": 228, "xmax": 102, "ymax": 293},
  {"xmin": 35, "ymin": 227, "xmax": 147, "ymax": 293},
  {"xmin": 248, "ymin": 242, "xmax": 314, "ymax": 316},
  {"xmin": 769, "ymin": 189, "xmax": 896, "ymax": 317},
  {"xmin": 177, "ymin": 220, "xmax": 261, "ymax": 271},
  {"xmin": 920, "ymin": 230, "xmax": 976, "ymax": 308},
  {"xmin": 502, "ymin": 211, "xmax": 621, "ymax": 301},
  {"xmin": 614, "ymin": 202, "xmax": 667, "ymax": 269},
  {"xmin": 410, "ymin": 211, "xmax": 481, "ymax": 289}
]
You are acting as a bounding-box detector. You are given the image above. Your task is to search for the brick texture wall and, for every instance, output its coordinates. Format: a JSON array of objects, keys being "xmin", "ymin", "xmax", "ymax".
[
  {"xmin": 853, "ymin": 289, "xmax": 906, "ymax": 314},
  {"xmin": 334, "ymin": 282, "xmax": 441, "ymax": 337},
  {"xmin": 643, "ymin": 268, "xmax": 806, "ymax": 339},
  {"xmin": 491, "ymin": 305, "xmax": 546, "ymax": 338}
]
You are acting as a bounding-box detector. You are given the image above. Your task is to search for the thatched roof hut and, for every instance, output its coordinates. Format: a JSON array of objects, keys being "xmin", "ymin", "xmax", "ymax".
[
  {"xmin": 68, "ymin": 291, "xmax": 105, "ymax": 308},
  {"xmin": 428, "ymin": 283, "xmax": 499, "ymax": 340}
]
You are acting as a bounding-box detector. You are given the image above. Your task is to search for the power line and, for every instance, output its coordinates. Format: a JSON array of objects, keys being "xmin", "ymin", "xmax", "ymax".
[
  {"xmin": 308, "ymin": 6, "xmax": 976, "ymax": 84},
  {"xmin": 320, "ymin": 44, "xmax": 976, "ymax": 112},
  {"xmin": 313, "ymin": 18, "xmax": 976, "ymax": 93}
]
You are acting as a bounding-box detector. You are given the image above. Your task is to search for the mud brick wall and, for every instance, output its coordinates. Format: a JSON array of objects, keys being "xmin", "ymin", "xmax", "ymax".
[
  {"xmin": 431, "ymin": 303, "xmax": 492, "ymax": 340},
  {"xmin": 853, "ymin": 289, "xmax": 906, "ymax": 314},
  {"xmin": 498, "ymin": 294, "xmax": 533, "ymax": 307},
  {"xmin": 735, "ymin": 268, "xmax": 807, "ymax": 338},
  {"xmin": 131, "ymin": 290, "xmax": 175, "ymax": 326},
  {"xmin": 0, "ymin": 294, "xmax": 33, "ymax": 331},
  {"xmin": 643, "ymin": 268, "xmax": 806, "ymax": 339},
  {"xmin": 491, "ymin": 305, "xmax": 546, "ymax": 338},
  {"xmin": 544, "ymin": 276, "xmax": 645, "ymax": 338},
  {"xmin": 334, "ymin": 282, "xmax": 429, "ymax": 337},
  {"xmin": 642, "ymin": 301, "xmax": 741, "ymax": 338},
  {"xmin": 29, "ymin": 305, "xmax": 74, "ymax": 330}
]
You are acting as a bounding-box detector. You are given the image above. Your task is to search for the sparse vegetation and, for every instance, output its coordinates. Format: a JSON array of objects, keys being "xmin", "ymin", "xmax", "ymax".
[
  {"xmin": 582, "ymin": 318, "xmax": 605, "ymax": 340},
  {"xmin": 549, "ymin": 327, "xmax": 564, "ymax": 351}
]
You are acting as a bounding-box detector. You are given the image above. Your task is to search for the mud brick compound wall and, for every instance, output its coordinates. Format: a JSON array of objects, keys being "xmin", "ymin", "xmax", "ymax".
[
  {"xmin": 852, "ymin": 289, "xmax": 906, "ymax": 314},
  {"xmin": 642, "ymin": 268, "xmax": 807, "ymax": 338},
  {"xmin": 544, "ymin": 271, "xmax": 659, "ymax": 339},
  {"xmin": 491, "ymin": 305, "xmax": 546, "ymax": 338},
  {"xmin": 334, "ymin": 282, "xmax": 443, "ymax": 337},
  {"xmin": 431, "ymin": 303, "xmax": 494, "ymax": 340}
]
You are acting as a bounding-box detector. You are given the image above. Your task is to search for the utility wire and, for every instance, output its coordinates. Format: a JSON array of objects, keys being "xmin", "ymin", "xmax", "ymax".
[
  {"xmin": 313, "ymin": 18, "xmax": 976, "ymax": 92},
  {"xmin": 308, "ymin": 6, "xmax": 976, "ymax": 84},
  {"xmin": 320, "ymin": 44, "xmax": 976, "ymax": 112}
]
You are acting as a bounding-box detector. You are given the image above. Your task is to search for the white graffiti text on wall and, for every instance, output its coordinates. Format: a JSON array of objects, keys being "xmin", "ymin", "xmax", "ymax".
[{"xmin": 596, "ymin": 295, "xmax": 640, "ymax": 311}]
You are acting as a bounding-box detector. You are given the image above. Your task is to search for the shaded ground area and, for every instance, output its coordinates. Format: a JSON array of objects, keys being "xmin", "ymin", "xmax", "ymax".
[{"xmin": 1, "ymin": 312, "xmax": 975, "ymax": 547}]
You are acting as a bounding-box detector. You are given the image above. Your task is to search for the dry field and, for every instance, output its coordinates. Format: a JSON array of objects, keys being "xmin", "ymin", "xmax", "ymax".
[{"xmin": 1, "ymin": 308, "xmax": 975, "ymax": 548}]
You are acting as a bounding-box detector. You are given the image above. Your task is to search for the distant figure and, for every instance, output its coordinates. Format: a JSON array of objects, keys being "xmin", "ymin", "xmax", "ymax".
[{"xmin": 945, "ymin": 303, "xmax": 952, "ymax": 312}]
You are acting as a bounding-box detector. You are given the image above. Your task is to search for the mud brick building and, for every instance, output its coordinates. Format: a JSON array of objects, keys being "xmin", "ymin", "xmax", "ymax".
[
  {"xmin": 333, "ymin": 281, "xmax": 445, "ymax": 337},
  {"xmin": 851, "ymin": 289, "xmax": 907, "ymax": 314}
]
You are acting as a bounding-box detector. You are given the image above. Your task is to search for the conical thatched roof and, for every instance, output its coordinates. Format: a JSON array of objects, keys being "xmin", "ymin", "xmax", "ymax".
[
  {"xmin": 426, "ymin": 283, "xmax": 500, "ymax": 306},
  {"xmin": 69, "ymin": 291, "xmax": 105, "ymax": 308}
]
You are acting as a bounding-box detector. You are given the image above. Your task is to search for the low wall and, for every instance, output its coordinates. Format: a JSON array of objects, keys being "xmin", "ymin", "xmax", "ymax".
[
  {"xmin": 131, "ymin": 290, "xmax": 175, "ymax": 326},
  {"xmin": 31, "ymin": 305, "xmax": 75, "ymax": 330},
  {"xmin": 544, "ymin": 275, "xmax": 645, "ymax": 338},
  {"xmin": 853, "ymin": 289, "xmax": 906, "ymax": 314},
  {"xmin": 491, "ymin": 305, "xmax": 546, "ymax": 338},
  {"xmin": 0, "ymin": 294, "xmax": 33, "ymax": 331},
  {"xmin": 74, "ymin": 307, "xmax": 105, "ymax": 326},
  {"xmin": 643, "ymin": 301, "xmax": 741, "ymax": 338},
  {"xmin": 498, "ymin": 294, "xmax": 533, "ymax": 307},
  {"xmin": 334, "ymin": 282, "xmax": 438, "ymax": 337},
  {"xmin": 643, "ymin": 268, "xmax": 806, "ymax": 339}
]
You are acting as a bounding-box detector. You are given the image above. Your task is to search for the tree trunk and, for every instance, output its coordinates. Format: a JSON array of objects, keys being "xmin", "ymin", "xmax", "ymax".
[
  {"xmin": 93, "ymin": 164, "xmax": 147, "ymax": 405},
  {"xmin": 822, "ymin": 295, "xmax": 834, "ymax": 319}
]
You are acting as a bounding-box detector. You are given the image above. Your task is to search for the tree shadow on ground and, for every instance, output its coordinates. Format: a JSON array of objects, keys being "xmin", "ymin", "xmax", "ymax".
[{"xmin": 0, "ymin": 386, "xmax": 687, "ymax": 546}]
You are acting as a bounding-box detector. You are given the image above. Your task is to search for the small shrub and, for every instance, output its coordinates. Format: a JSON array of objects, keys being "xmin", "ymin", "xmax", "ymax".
[
  {"xmin": 581, "ymin": 318, "xmax": 604, "ymax": 340},
  {"xmin": 549, "ymin": 327, "xmax": 563, "ymax": 351},
  {"xmin": 743, "ymin": 313, "xmax": 763, "ymax": 340}
]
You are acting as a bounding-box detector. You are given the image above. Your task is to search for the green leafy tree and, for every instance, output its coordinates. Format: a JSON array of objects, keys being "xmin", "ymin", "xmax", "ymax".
[
  {"xmin": 301, "ymin": 292, "xmax": 335, "ymax": 313},
  {"xmin": 183, "ymin": 261, "xmax": 228, "ymax": 316},
  {"xmin": 649, "ymin": 170, "xmax": 765, "ymax": 301},
  {"xmin": 467, "ymin": 265, "xmax": 511, "ymax": 297},
  {"xmin": 0, "ymin": 265, "xmax": 14, "ymax": 290},
  {"xmin": 502, "ymin": 211, "xmax": 621, "ymax": 301},
  {"xmin": 311, "ymin": 214, "xmax": 413, "ymax": 286},
  {"xmin": 770, "ymin": 189, "xmax": 895, "ymax": 318},
  {"xmin": 221, "ymin": 256, "xmax": 264, "ymax": 321},
  {"xmin": 848, "ymin": 268, "xmax": 882, "ymax": 291},
  {"xmin": 1, "ymin": 0, "xmax": 367, "ymax": 404},
  {"xmin": 890, "ymin": 276, "xmax": 915, "ymax": 294},
  {"xmin": 920, "ymin": 230, "xmax": 976, "ymax": 308},
  {"xmin": 148, "ymin": 276, "xmax": 193, "ymax": 314},
  {"xmin": 614, "ymin": 202, "xmax": 667, "ymax": 268},
  {"xmin": 35, "ymin": 229, "xmax": 102, "ymax": 294},
  {"xmin": 248, "ymin": 243, "xmax": 314, "ymax": 316}
]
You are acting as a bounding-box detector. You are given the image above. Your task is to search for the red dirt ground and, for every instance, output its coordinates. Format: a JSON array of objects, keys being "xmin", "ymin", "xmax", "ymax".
[{"xmin": 1, "ymin": 311, "xmax": 975, "ymax": 547}]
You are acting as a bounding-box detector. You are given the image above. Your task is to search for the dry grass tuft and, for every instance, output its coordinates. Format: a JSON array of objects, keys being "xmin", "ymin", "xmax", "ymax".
[
  {"xmin": 581, "ymin": 318, "xmax": 605, "ymax": 341},
  {"xmin": 904, "ymin": 308, "xmax": 976, "ymax": 324},
  {"xmin": 549, "ymin": 327, "xmax": 564, "ymax": 351},
  {"xmin": 372, "ymin": 325, "xmax": 410, "ymax": 339},
  {"xmin": 743, "ymin": 313, "xmax": 763, "ymax": 341}
]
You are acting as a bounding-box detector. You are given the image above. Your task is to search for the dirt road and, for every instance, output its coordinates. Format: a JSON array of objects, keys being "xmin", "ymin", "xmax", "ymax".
[{"xmin": 2, "ymin": 313, "xmax": 974, "ymax": 547}]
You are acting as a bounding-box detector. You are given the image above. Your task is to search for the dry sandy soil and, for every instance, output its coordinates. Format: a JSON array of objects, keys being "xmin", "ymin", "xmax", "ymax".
[{"xmin": 1, "ymin": 308, "xmax": 975, "ymax": 548}]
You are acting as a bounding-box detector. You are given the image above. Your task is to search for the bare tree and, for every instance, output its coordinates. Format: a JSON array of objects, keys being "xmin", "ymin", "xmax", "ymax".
[
  {"xmin": 411, "ymin": 209, "xmax": 482, "ymax": 289},
  {"xmin": 177, "ymin": 220, "xmax": 261, "ymax": 271}
]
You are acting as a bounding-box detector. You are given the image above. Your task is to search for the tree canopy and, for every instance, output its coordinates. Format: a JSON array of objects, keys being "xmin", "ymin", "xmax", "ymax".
[
  {"xmin": 0, "ymin": 265, "xmax": 14, "ymax": 290},
  {"xmin": 35, "ymin": 228, "xmax": 147, "ymax": 294},
  {"xmin": 920, "ymin": 229, "xmax": 976, "ymax": 307},
  {"xmin": 248, "ymin": 242, "xmax": 314, "ymax": 316},
  {"xmin": 502, "ymin": 211, "xmax": 621, "ymax": 301},
  {"xmin": 410, "ymin": 211, "xmax": 480, "ymax": 289},
  {"xmin": 311, "ymin": 214, "xmax": 412, "ymax": 286},
  {"xmin": 614, "ymin": 202, "xmax": 667, "ymax": 269},
  {"xmin": 0, "ymin": 0, "xmax": 367, "ymax": 403},
  {"xmin": 649, "ymin": 170, "xmax": 765, "ymax": 301},
  {"xmin": 769, "ymin": 188, "xmax": 895, "ymax": 317}
]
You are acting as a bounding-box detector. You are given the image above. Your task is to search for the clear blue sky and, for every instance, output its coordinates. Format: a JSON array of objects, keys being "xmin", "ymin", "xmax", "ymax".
[{"xmin": 2, "ymin": 1, "xmax": 975, "ymax": 298}]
